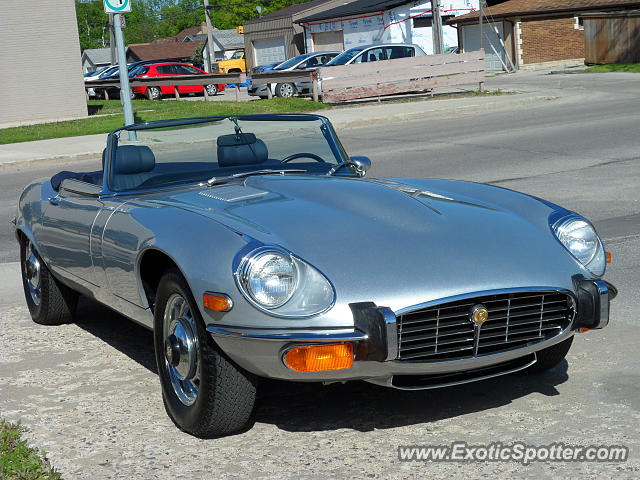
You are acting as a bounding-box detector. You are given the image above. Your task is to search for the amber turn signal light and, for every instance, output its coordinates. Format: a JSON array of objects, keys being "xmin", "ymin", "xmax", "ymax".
[
  {"xmin": 203, "ymin": 293, "xmax": 233, "ymax": 312},
  {"xmin": 285, "ymin": 343, "xmax": 354, "ymax": 372},
  {"xmin": 578, "ymin": 328, "xmax": 591, "ymax": 333},
  {"xmin": 606, "ymin": 252, "xmax": 612, "ymax": 264}
]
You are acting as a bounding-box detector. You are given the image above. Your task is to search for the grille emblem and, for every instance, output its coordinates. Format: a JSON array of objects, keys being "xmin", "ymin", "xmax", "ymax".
[{"xmin": 469, "ymin": 304, "xmax": 489, "ymax": 325}]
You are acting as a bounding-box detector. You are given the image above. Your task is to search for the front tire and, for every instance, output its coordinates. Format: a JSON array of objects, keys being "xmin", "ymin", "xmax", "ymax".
[
  {"xmin": 528, "ymin": 336, "xmax": 574, "ymax": 373},
  {"xmin": 20, "ymin": 238, "xmax": 77, "ymax": 325},
  {"xmin": 205, "ymin": 84, "xmax": 218, "ymax": 96},
  {"xmin": 153, "ymin": 269, "xmax": 257, "ymax": 437},
  {"xmin": 275, "ymin": 82, "xmax": 295, "ymax": 98}
]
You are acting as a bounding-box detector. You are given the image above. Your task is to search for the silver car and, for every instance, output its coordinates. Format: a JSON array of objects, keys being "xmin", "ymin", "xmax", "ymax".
[
  {"xmin": 14, "ymin": 114, "xmax": 615, "ymax": 438},
  {"xmin": 248, "ymin": 51, "xmax": 339, "ymax": 98}
]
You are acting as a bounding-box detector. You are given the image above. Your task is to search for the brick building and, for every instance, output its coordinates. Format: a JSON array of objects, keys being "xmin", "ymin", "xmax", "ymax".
[{"xmin": 448, "ymin": 0, "xmax": 640, "ymax": 70}]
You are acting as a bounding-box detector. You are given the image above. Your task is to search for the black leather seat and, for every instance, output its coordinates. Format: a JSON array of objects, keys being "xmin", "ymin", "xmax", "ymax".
[
  {"xmin": 217, "ymin": 133, "xmax": 268, "ymax": 167},
  {"xmin": 110, "ymin": 145, "xmax": 156, "ymax": 190}
]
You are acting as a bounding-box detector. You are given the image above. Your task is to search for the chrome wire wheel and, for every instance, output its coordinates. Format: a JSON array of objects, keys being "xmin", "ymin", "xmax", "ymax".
[
  {"xmin": 163, "ymin": 293, "xmax": 200, "ymax": 406},
  {"xmin": 24, "ymin": 240, "xmax": 41, "ymax": 306}
]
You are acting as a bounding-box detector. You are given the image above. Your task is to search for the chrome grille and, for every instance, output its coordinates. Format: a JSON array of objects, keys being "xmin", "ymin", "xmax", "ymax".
[{"xmin": 398, "ymin": 291, "xmax": 573, "ymax": 362}]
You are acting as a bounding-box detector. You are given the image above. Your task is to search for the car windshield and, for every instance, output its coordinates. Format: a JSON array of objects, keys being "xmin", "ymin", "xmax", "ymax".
[
  {"xmin": 108, "ymin": 115, "xmax": 348, "ymax": 192},
  {"xmin": 274, "ymin": 55, "xmax": 309, "ymax": 70},
  {"xmin": 325, "ymin": 48, "xmax": 363, "ymax": 66}
]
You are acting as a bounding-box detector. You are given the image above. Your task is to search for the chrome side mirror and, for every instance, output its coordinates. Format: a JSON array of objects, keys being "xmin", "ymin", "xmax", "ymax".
[{"xmin": 349, "ymin": 156, "xmax": 372, "ymax": 177}]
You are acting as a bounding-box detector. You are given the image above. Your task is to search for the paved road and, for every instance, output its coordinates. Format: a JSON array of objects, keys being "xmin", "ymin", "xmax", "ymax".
[{"xmin": 1, "ymin": 71, "xmax": 639, "ymax": 479}]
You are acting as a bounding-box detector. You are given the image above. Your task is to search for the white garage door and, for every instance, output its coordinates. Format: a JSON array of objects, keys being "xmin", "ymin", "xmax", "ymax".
[
  {"xmin": 462, "ymin": 22, "xmax": 509, "ymax": 71},
  {"xmin": 253, "ymin": 37, "xmax": 286, "ymax": 66}
]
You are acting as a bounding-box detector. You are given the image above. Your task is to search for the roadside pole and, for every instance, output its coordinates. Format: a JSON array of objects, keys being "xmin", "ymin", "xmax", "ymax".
[
  {"xmin": 431, "ymin": 0, "xmax": 444, "ymax": 55},
  {"xmin": 109, "ymin": 14, "xmax": 117, "ymax": 65},
  {"xmin": 105, "ymin": 0, "xmax": 135, "ymax": 140},
  {"xmin": 203, "ymin": 0, "xmax": 216, "ymax": 72},
  {"xmin": 113, "ymin": 13, "xmax": 136, "ymax": 140}
]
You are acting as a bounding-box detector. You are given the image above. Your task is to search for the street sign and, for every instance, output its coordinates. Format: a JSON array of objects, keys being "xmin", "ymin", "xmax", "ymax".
[{"xmin": 104, "ymin": 0, "xmax": 131, "ymax": 14}]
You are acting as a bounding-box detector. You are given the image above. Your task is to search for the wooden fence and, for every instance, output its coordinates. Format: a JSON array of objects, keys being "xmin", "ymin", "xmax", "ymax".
[
  {"xmin": 250, "ymin": 71, "xmax": 319, "ymax": 101},
  {"xmin": 318, "ymin": 50, "xmax": 485, "ymax": 103}
]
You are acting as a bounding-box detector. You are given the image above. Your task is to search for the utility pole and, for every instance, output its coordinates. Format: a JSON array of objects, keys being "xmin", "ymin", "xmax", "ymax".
[
  {"xmin": 109, "ymin": 14, "xmax": 117, "ymax": 65},
  {"xmin": 431, "ymin": 0, "xmax": 444, "ymax": 54},
  {"xmin": 203, "ymin": 0, "xmax": 216, "ymax": 72},
  {"xmin": 479, "ymin": 0, "xmax": 484, "ymax": 52},
  {"xmin": 113, "ymin": 13, "xmax": 136, "ymax": 140}
]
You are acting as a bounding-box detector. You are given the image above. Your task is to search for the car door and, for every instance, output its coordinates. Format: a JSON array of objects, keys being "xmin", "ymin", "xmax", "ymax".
[
  {"xmin": 174, "ymin": 64, "xmax": 203, "ymax": 94},
  {"xmin": 38, "ymin": 180, "xmax": 105, "ymax": 287},
  {"xmin": 353, "ymin": 47, "xmax": 386, "ymax": 64},
  {"xmin": 155, "ymin": 64, "xmax": 176, "ymax": 94}
]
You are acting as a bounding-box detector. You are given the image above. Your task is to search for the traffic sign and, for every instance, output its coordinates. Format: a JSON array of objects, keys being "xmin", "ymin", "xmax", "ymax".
[{"xmin": 104, "ymin": 0, "xmax": 131, "ymax": 14}]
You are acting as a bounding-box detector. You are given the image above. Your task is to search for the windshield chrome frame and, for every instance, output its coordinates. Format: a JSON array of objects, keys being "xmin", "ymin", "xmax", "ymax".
[{"xmin": 99, "ymin": 113, "xmax": 352, "ymax": 198}]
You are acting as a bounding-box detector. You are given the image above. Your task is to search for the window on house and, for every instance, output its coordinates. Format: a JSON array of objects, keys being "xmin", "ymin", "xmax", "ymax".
[
  {"xmin": 414, "ymin": 17, "xmax": 432, "ymax": 28},
  {"xmin": 574, "ymin": 16, "xmax": 584, "ymax": 30}
]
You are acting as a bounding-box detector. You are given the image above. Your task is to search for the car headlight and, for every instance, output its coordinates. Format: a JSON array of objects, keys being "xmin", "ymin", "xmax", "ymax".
[
  {"xmin": 552, "ymin": 214, "xmax": 606, "ymax": 276},
  {"xmin": 235, "ymin": 247, "xmax": 335, "ymax": 317}
]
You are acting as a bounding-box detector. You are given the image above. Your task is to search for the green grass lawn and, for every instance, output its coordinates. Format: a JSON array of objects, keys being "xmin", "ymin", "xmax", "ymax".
[
  {"xmin": 0, "ymin": 419, "xmax": 61, "ymax": 480},
  {"xmin": 585, "ymin": 63, "xmax": 640, "ymax": 73},
  {"xmin": 0, "ymin": 98, "xmax": 330, "ymax": 145}
]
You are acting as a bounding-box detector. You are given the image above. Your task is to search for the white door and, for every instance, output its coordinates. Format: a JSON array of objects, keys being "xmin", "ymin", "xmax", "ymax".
[{"xmin": 253, "ymin": 37, "xmax": 286, "ymax": 66}]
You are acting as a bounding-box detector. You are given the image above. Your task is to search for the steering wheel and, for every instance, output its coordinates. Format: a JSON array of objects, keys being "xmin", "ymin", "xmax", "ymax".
[{"xmin": 282, "ymin": 153, "xmax": 326, "ymax": 163}]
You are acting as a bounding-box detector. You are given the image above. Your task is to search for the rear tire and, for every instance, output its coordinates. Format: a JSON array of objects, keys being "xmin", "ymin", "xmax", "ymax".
[
  {"xmin": 153, "ymin": 269, "xmax": 257, "ymax": 437},
  {"xmin": 20, "ymin": 237, "xmax": 77, "ymax": 325},
  {"xmin": 146, "ymin": 87, "xmax": 161, "ymax": 100},
  {"xmin": 528, "ymin": 336, "xmax": 574, "ymax": 373}
]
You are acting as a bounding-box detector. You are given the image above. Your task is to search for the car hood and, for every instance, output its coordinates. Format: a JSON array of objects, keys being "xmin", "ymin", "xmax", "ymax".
[{"xmin": 152, "ymin": 175, "xmax": 582, "ymax": 311}]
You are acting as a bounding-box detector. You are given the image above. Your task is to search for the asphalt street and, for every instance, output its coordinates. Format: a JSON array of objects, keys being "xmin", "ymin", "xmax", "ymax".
[{"xmin": 1, "ymin": 71, "xmax": 639, "ymax": 478}]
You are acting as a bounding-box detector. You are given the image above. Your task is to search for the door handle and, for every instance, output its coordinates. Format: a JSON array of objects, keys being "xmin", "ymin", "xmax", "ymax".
[{"xmin": 48, "ymin": 196, "xmax": 60, "ymax": 206}]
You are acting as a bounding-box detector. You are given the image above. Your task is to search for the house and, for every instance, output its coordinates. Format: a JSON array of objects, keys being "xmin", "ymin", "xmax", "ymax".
[
  {"xmin": 243, "ymin": 0, "xmax": 359, "ymax": 69},
  {"xmin": 1, "ymin": 0, "xmax": 86, "ymax": 127},
  {"xmin": 448, "ymin": 0, "xmax": 640, "ymax": 71},
  {"xmin": 81, "ymin": 48, "xmax": 112, "ymax": 73},
  {"xmin": 126, "ymin": 41, "xmax": 201, "ymax": 63},
  {"xmin": 296, "ymin": 0, "xmax": 478, "ymax": 55},
  {"xmin": 198, "ymin": 28, "xmax": 246, "ymax": 61}
]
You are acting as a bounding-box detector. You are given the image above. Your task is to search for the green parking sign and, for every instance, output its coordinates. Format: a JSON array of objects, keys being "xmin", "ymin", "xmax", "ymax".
[{"xmin": 104, "ymin": 0, "xmax": 131, "ymax": 13}]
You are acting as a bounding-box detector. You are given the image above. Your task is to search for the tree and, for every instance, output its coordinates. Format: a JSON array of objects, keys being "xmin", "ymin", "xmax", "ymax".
[{"xmin": 76, "ymin": 0, "xmax": 308, "ymax": 51}]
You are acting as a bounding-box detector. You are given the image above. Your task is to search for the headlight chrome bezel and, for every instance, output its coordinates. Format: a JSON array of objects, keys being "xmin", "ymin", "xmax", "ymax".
[
  {"xmin": 551, "ymin": 212, "xmax": 606, "ymax": 277},
  {"xmin": 234, "ymin": 245, "xmax": 336, "ymax": 318}
]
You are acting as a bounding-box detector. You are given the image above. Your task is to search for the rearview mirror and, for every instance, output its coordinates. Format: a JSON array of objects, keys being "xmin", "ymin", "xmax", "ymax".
[{"xmin": 349, "ymin": 156, "xmax": 372, "ymax": 176}]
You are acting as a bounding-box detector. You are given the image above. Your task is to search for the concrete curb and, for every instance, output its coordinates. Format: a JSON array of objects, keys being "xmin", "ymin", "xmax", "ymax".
[{"xmin": 0, "ymin": 93, "xmax": 556, "ymax": 170}]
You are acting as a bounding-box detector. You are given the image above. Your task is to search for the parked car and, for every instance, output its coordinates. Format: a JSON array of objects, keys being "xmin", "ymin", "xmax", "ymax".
[
  {"xmin": 251, "ymin": 61, "xmax": 282, "ymax": 74},
  {"xmin": 248, "ymin": 52, "xmax": 339, "ymax": 98},
  {"xmin": 130, "ymin": 62, "xmax": 225, "ymax": 99},
  {"xmin": 15, "ymin": 113, "xmax": 615, "ymax": 438},
  {"xmin": 84, "ymin": 65, "xmax": 118, "ymax": 98},
  {"xmin": 322, "ymin": 43, "xmax": 426, "ymax": 67},
  {"xmin": 211, "ymin": 50, "xmax": 246, "ymax": 73}
]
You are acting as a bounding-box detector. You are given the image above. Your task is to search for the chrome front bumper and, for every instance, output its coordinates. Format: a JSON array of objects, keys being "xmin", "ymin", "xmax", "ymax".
[{"xmin": 207, "ymin": 279, "xmax": 615, "ymax": 390}]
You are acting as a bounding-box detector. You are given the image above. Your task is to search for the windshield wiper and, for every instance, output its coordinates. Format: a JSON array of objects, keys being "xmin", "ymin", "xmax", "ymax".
[{"xmin": 207, "ymin": 169, "xmax": 307, "ymax": 186}]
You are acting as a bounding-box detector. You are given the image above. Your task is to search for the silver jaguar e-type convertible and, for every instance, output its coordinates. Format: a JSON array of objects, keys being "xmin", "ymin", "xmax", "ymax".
[{"xmin": 14, "ymin": 114, "xmax": 616, "ymax": 437}]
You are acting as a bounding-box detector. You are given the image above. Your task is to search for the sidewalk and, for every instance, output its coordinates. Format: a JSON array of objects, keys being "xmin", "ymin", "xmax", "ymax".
[{"xmin": 0, "ymin": 77, "xmax": 556, "ymax": 169}]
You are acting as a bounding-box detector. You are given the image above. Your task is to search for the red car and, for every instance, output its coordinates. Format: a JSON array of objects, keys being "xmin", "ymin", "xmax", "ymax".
[{"xmin": 131, "ymin": 62, "xmax": 225, "ymax": 100}]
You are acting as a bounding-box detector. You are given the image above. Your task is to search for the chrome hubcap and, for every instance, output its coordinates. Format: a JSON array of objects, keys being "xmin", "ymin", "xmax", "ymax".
[
  {"xmin": 24, "ymin": 241, "xmax": 41, "ymax": 306},
  {"xmin": 206, "ymin": 85, "xmax": 216, "ymax": 95},
  {"xmin": 280, "ymin": 83, "xmax": 294, "ymax": 97},
  {"xmin": 163, "ymin": 294, "xmax": 199, "ymax": 406}
]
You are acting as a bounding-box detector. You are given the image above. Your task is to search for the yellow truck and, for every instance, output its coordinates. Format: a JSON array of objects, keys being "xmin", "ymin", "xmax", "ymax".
[{"xmin": 212, "ymin": 50, "xmax": 246, "ymax": 73}]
